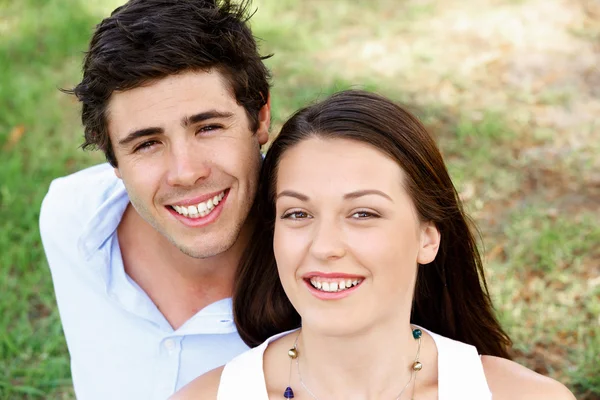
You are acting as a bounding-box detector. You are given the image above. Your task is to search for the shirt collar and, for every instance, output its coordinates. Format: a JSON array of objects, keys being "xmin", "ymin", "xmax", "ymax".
[{"xmin": 175, "ymin": 298, "xmax": 237, "ymax": 335}]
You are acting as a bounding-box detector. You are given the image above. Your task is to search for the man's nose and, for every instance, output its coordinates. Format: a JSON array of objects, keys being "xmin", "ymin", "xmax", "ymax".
[{"xmin": 165, "ymin": 142, "xmax": 210, "ymax": 187}]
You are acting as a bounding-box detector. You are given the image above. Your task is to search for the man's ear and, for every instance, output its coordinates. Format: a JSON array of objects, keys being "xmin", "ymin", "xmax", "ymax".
[
  {"xmin": 417, "ymin": 222, "xmax": 441, "ymax": 265},
  {"xmin": 256, "ymin": 94, "xmax": 271, "ymax": 146}
]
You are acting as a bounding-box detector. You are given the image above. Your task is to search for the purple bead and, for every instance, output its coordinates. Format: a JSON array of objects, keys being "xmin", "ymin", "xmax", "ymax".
[{"xmin": 284, "ymin": 386, "xmax": 295, "ymax": 398}]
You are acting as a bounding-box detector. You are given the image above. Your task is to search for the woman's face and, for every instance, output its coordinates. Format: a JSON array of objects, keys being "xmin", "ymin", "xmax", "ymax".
[{"xmin": 273, "ymin": 137, "xmax": 440, "ymax": 335}]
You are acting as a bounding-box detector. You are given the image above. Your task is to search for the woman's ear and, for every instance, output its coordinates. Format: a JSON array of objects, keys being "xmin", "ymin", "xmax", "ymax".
[{"xmin": 417, "ymin": 222, "xmax": 441, "ymax": 265}]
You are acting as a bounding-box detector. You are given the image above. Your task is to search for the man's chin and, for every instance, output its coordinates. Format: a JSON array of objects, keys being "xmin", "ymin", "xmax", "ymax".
[{"xmin": 175, "ymin": 239, "xmax": 234, "ymax": 260}]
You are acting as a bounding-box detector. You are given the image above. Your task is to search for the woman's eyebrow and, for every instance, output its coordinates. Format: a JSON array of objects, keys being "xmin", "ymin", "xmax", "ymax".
[
  {"xmin": 276, "ymin": 189, "xmax": 393, "ymax": 203},
  {"xmin": 343, "ymin": 190, "xmax": 393, "ymax": 203},
  {"xmin": 276, "ymin": 190, "xmax": 309, "ymax": 201}
]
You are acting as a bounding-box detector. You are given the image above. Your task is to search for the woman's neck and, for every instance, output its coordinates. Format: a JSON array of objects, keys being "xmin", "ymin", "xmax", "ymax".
[{"xmin": 295, "ymin": 315, "xmax": 423, "ymax": 399}]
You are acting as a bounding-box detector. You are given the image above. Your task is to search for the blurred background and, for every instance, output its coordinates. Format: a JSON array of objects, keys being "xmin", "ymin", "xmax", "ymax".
[{"xmin": 0, "ymin": 0, "xmax": 599, "ymax": 398}]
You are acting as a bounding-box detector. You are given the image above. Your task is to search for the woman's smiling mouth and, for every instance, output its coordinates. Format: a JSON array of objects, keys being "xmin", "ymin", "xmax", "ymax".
[
  {"xmin": 302, "ymin": 273, "xmax": 365, "ymax": 299},
  {"xmin": 308, "ymin": 277, "xmax": 363, "ymax": 292}
]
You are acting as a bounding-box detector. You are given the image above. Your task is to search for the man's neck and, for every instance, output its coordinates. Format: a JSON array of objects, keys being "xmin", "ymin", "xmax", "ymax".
[{"xmin": 117, "ymin": 204, "xmax": 246, "ymax": 330}]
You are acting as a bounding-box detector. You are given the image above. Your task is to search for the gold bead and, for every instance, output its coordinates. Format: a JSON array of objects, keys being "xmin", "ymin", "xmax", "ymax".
[
  {"xmin": 412, "ymin": 361, "xmax": 423, "ymax": 371},
  {"xmin": 288, "ymin": 348, "xmax": 298, "ymax": 359}
]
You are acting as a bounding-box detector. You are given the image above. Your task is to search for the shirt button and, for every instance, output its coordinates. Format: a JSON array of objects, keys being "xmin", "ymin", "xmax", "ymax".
[{"xmin": 164, "ymin": 339, "xmax": 175, "ymax": 351}]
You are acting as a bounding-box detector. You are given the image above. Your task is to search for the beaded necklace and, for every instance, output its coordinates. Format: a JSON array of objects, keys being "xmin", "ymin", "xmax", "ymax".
[{"xmin": 283, "ymin": 327, "xmax": 423, "ymax": 399}]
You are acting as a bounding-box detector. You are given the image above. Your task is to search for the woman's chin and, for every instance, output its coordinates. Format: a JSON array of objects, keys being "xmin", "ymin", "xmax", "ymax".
[{"xmin": 300, "ymin": 314, "xmax": 372, "ymax": 338}]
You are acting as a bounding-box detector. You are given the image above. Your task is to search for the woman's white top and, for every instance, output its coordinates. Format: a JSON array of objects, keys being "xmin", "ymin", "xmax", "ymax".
[{"xmin": 217, "ymin": 327, "xmax": 492, "ymax": 399}]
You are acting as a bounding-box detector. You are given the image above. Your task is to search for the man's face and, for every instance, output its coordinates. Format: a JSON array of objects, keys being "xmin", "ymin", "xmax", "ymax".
[{"xmin": 108, "ymin": 70, "xmax": 269, "ymax": 258}]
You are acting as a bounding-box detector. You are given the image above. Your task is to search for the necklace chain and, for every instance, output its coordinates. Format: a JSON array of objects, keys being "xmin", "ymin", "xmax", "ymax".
[{"xmin": 289, "ymin": 328, "xmax": 422, "ymax": 400}]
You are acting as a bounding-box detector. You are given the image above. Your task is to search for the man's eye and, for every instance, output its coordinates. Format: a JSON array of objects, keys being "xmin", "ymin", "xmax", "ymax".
[
  {"xmin": 282, "ymin": 211, "xmax": 310, "ymax": 220},
  {"xmin": 197, "ymin": 124, "xmax": 222, "ymax": 134},
  {"xmin": 133, "ymin": 140, "xmax": 158, "ymax": 153}
]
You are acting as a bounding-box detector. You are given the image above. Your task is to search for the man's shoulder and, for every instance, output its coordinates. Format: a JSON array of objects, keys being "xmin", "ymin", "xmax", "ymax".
[
  {"xmin": 41, "ymin": 163, "xmax": 120, "ymax": 217},
  {"xmin": 45, "ymin": 163, "xmax": 118, "ymax": 196},
  {"xmin": 39, "ymin": 163, "xmax": 123, "ymax": 235}
]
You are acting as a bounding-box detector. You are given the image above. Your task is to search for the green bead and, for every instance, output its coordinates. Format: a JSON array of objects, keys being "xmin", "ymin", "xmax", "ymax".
[{"xmin": 412, "ymin": 328, "xmax": 422, "ymax": 339}]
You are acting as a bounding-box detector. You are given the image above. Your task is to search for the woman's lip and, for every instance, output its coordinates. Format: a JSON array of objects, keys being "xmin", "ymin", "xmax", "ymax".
[{"xmin": 302, "ymin": 272, "xmax": 365, "ymax": 280}]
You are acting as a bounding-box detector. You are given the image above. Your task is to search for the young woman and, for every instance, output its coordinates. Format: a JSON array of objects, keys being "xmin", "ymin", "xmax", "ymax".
[{"xmin": 173, "ymin": 90, "xmax": 575, "ymax": 399}]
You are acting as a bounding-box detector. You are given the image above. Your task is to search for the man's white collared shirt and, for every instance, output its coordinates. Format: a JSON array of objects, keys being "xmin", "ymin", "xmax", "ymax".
[{"xmin": 39, "ymin": 163, "xmax": 249, "ymax": 400}]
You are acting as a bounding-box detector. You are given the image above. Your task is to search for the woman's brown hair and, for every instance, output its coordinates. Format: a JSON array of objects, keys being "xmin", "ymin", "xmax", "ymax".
[{"xmin": 234, "ymin": 90, "xmax": 512, "ymax": 358}]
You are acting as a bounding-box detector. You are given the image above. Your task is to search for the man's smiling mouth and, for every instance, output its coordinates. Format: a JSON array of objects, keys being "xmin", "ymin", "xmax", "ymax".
[{"xmin": 170, "ymin": 190, "xmax": 226, "ymax": 219}]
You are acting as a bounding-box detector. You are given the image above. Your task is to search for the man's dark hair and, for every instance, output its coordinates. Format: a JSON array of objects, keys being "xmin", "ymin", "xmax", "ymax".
[{"xmin": 66, "ymin": 0, "xmax": 271, "ymax": 167}]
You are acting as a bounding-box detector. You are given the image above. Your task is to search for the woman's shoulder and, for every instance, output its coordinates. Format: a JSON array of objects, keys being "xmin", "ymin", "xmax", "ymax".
[
  {"xmin": 169, "ymin": 330, "xmax": 297, "ymax": 400},
  {"xmin": 169, "ymin": 365, "xmax": 224, "ymax": 400},
  {"xmin": 169, "ymin": 342, "xmax": 268, "ymax": 400},
  {"xmin": 481, "ymin": 355, "xmax": 576, "ymax": 400}
]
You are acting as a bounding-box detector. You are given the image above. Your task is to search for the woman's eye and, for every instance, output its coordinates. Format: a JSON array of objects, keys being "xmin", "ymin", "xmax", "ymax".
[
  {"xmin": 351, "ymin": 211, "xmax": 377, "ymax": 219},
  {"xmin": 282, "ymin": 211, "xmax": 310, "ymax": 220}
]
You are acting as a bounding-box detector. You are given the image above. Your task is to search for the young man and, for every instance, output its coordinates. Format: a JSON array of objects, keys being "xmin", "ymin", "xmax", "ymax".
[{"xmin": 39, "ymin": 1, "xmax": 270, "ymax": 399}]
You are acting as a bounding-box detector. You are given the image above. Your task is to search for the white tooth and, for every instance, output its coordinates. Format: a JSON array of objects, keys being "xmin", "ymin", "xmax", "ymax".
[
  {"xmin": 219, "ymin": 192, "xmax": 224, "ymax": 200},
  {"xmin": 187, "ymin": 205, "xmax": 197, "ymax": 215},
  {"xmin": 322, "ymin": 282, "xmax": 330, "ymax": 292},
  {"xmin": 181, "ymin": 207, "xmax": 189, "ymax": 216},
  {"xmin": 173, "ymin": 205, "xmax": 180, "ymax": 213},
  {"xmin": 352, "ymin": 280, "xmax": 358, "ymax": 286},
  {"xmin": 213, "ymin": 195, "xmax": 220, "ymax": 205},
  {"xmin": 346, "ymin": 279, "xmax": 352, "ymax": 288},
  {"xmin": 198, "ymin": 202, "xmax": 207, "ymax": 212},
  {"xmin": 207, "ymin": 199, "xmax": 214, "ymax": 209},
  {"xmin": 339, "ymin": 280, "xmax": 346, "ymax": 290},
  {"xmin": 330, "ymin": 282, "xmax": 338, "ymax": 291},
  {"xmin": 316, "ymin": 281, "xmax": 322, "ymax": 289}
]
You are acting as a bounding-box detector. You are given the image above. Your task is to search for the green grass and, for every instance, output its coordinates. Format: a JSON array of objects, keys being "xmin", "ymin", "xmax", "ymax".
[
  {"xmin": 1, "ymin": 0, "xmax": 598, "ymax": 398},
  {"xmin": 0, "ymin": 1, "xmax": 103, "ymax": 398},
  {"xmin": 506, "ymin": 209, "xmax": 600, "ymax": 274}
]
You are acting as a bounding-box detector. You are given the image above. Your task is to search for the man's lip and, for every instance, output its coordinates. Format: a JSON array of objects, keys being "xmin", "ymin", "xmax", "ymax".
[
  {"xmin": 302, "ymin": 272, "xmax": 365, "ymax": 280},
  {"xmin": 167, "ymin": 189, "xmax": 229, "ymax": 207}
]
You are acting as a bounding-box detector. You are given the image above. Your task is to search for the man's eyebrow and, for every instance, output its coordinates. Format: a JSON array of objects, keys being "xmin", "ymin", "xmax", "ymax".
[
  {"xmin": 182, "ymin": 110, "xmax": 235, "ymax": 127},
  {"xmin": 343, "ymin": 190, "xmax": 393, "ymax": 202},
  {"xmin": 276, "ymin": 190, "xmax": 310, "ymax": 201},
  {"xmin": 117, "ymin": 110, "xmax": 236, "ymax": 147},
  {"xmin": 118, "ymin": 127, "xmax": 163, "ymax": 147}
]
